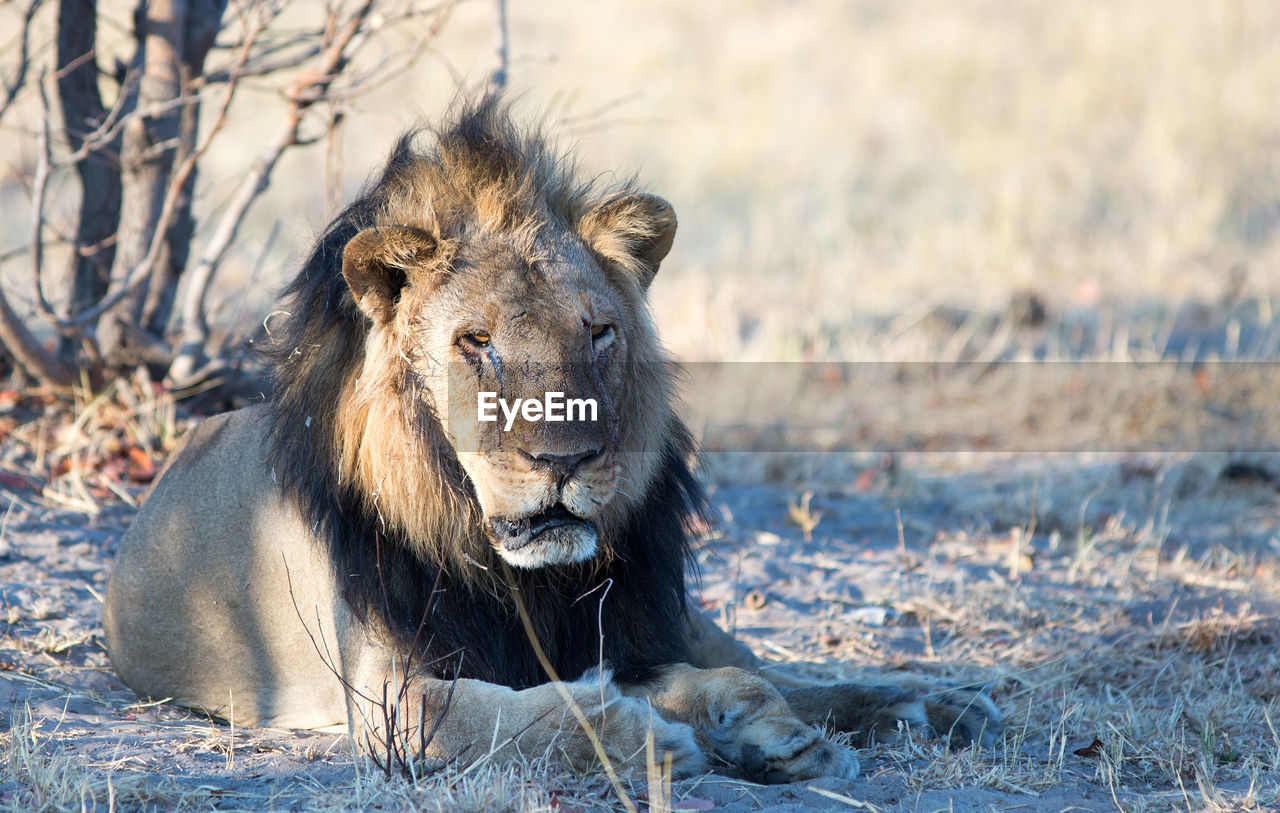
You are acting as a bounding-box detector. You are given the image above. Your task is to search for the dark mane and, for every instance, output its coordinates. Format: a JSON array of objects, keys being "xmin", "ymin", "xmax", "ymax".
[{"xmin": 263, "ymin": 97, "xmax": 702, "ymax": 687}]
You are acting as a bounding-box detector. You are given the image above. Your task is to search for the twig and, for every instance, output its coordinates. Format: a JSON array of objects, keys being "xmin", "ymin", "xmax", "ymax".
[
  {"xmin": 324, "ymin": 108, "xmax": 344, "ymax": 220},
  {"xmin": 199, "ymin": 41, "xmax": 323, "ymax": 85},
  {"xmin": 167, "ymin": 0, "xmax": 402, "ymax": 385},
  {"xmin": 807, "ymin": 785, "xmax": 882, "ymax": 810},
  {"xmin": 501, "ymin": 561, "xmax": 639, "ymax": 813},
  {"xmin": 0, "ymin": 0, "xmax": 43, "ymax": 123},
  {"xmin": 66, "ymin": 0, "xmax": 263, "ymax": 340},
  {"xmin": 0, "ymin": 72, "xmax": 76, "ymax": 388},
  {"xmin": 59, "ymin": 76, "xmax": 189, "ymax": 167},
  {"xmin": 29, "ymin": 74, "xmax": 61, "ymax": 328}
]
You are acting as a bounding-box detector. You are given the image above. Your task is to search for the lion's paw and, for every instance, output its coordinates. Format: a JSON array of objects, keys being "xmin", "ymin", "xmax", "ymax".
[
  {"xmin": 923, "ymin": 683, "xmax": 1002, "ymax": 747},
  {"xmin": 537, "ymin": 673, "xmax": 707, "ymax": 778},
  {"xmin": 731, "ymin": 717, "xmax": 859, "ymax": 785},
  {"xmin": 703, "ymin": 676, "xmax": 857, "ymax": 784},
  {"xmin": 598, "ymin": 695, "xmax": 708, "ymax": 778}
]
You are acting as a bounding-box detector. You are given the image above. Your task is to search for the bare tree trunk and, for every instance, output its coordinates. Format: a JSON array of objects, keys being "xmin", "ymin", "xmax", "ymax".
[
  {"xmin": 140, "ymin": 0, "xmax": 226, "ymax": 337},
  {"xmin": 166, "ymin": 0, "xmax": 377, "ymax": 385},
  {"xmin": 4, "ymin": 0, "xmax": 448, "ymax": 390},
  {"xmin": 97, "ymin": 0, "xmax": 187, "ymax": 363},
  {"xmin": 56, "ymin": 0, "xmax": 123, "ymax": 360}
]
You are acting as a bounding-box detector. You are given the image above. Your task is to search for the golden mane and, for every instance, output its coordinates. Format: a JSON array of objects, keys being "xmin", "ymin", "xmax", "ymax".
[
  {"xmin": 265, "ymin": 96, "xmax": 658, "ymax": 569},
  {"xmin": 260, "ymin": 97, "xmax": 702, "ymax": 691}
]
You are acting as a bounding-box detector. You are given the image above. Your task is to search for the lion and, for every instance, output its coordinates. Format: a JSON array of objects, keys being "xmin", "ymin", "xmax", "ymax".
[{"xmin": 103, "ymin": 97, "xmax": 999, "ymax": 784}]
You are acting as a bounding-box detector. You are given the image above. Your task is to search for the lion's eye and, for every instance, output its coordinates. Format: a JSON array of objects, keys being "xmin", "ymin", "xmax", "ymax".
[
  {"xmin": 460, "ymin": 331, "xmax": 490, "ymax": 349},
  {"xmin": 590, "ymin": 324, "xmax": 611, "ymax": 341}
]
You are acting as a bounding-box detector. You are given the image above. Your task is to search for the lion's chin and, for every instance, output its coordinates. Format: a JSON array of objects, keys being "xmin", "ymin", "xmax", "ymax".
[{"xmin": 488, "ymin": 506, "xmax": 599, "ymax": 569}]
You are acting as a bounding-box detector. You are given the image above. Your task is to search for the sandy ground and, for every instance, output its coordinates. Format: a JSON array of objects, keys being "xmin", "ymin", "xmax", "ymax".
[{"xmin": 1, "ymin": 435, "xmax": 1277, "ymax": 811}]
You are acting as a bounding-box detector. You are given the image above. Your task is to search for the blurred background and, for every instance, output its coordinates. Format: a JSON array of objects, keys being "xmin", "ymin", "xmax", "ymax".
[
  {"xmin": 211, "ymin": 0, "xmax": 1280, "ymax": 361},
  {"xmin": 3, "ymin": 0, "xmax": 1278, "ymax": 461}
]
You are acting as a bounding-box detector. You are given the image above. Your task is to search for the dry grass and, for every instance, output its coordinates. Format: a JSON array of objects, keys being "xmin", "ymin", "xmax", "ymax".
[
  {"xmin": 0, "ymin": 709, "xmax": 214, "ymax": 812},
  {"xmin": 757, "ymin": 461, "xmax": 1280, "ymax": 811},
  {"xmin": 5, "ymin": 431, "xmax": 1276, "ymax": 810},
  {"xmin": 0, "ymin": 704, "xmax": 698, "ymax": 813},
  {"xmin": 1, "ymin": 369, "xmax": 185, "ymax": 516}
]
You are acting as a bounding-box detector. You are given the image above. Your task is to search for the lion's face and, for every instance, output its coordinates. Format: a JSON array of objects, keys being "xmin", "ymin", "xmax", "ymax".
[
  {"xmin": 341, "ymin": 195, "xmax": 677, "ymax": 568},
  {"xmin": 411, "ymin": 232, "xmax": 629, "ymax": 568}
]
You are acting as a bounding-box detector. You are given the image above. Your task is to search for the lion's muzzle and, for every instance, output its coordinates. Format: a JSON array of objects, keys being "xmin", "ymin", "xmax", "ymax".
[{"xmin": 488, "ymin": 503, "xmax": 599, "ymax": 567}]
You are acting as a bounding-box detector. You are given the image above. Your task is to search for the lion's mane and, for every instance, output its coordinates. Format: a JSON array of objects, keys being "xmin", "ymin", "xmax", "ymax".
[{"xmin": 263, "ymin": 98, "xmax": 702, "ymax": 689}]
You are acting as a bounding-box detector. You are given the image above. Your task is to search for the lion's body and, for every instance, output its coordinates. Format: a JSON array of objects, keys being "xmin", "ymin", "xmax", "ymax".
[
  {"xmin": 104, "ymin": 98, "xmax": 999, "ymax": 783},
  {"xmin": 103, "ymin": 405, "xmax": 697, "ymax": 760},
  {"xmin": 104, "ymin": 407, "xmax": 350, "ymax": 730}
]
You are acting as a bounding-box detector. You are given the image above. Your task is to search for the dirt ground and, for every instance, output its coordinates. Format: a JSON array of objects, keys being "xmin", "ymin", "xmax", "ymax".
[{"xmin": 0, "ymin": 403, "xmax": 1277, "ymax": 812}]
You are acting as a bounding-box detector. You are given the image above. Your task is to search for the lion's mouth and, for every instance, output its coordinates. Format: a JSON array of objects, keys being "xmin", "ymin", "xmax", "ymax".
[{"xmin": 488, "ymin": 504, "xmax": 594, "ymax": 553}]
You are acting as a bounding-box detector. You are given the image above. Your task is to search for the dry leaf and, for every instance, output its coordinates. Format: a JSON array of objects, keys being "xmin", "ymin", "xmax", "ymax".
[
  {"xmin": 0, "ymin": 471, "xmax": 37, "ymax": 490},
  {"xmin": 126, "ymin": 447, "xmax": 157, "ymax": 483},
  {"xmin": 853, "ymin": 468, "xmax": 876, "ymax": 492}
]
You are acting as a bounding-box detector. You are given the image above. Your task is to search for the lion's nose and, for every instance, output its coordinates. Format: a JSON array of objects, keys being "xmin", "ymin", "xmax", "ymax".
[{"xmin": 521, "ymin": 448, "xmax": 601, "ymax": 482}]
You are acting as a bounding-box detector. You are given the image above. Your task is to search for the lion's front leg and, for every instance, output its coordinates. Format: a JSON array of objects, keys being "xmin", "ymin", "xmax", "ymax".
[
  {"xmin": 346, "ymin": 665, "xmax": 707, "ymax": 776},
  {"xmin": 685, "ymin": 609, "xmax": 1002, "ymax": 748},
  {"xmin": 621, "ymin": 664, "xmax": 858, "ymax": 784},
  {"xmin": 778, "ymin": 678, "xmax": 1002, "ymax": 747}
]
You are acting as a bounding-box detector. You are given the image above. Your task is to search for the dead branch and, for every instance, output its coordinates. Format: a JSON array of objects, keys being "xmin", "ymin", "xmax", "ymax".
[
  {"xmin": 140, "ymin": 0, "xmax": 259, "ymax": 337},
  {"xmin": 59, "ymin": 84, "xmax": 197, "ymax": 168},
  {"xmin": 0, "ymin": 290, "xmax": 75, "ymax": 388},
  {"xmin": 303, "ymin": 3, "xmax": 455, "ymax": 107},
  {"xmin": 167, "ymin": 0, "xmax": 415, "ymax": 386},
  {"xmin": 0, "ymin": 66, "xmax": 78, "ymax": 389},
  {"xmin": 57, "ymin": 0, "xmax": 125, "ymax": 340},
  {"xmin": 0, "ymin": 0, "xmax": 467, "ymax": 390},
  {"xmin": 94, "ymin": 0, "xmax": 189, "ymax": 360},
  {"xmin": 30, "ymin": 76, "xmax": 60, "ymax": 328},
  {"xmin": 63, "ymin": 2, "xmax": 259, "ymax": 349},
  {"xmin": 94, "ymin": 0, "xmax": 238, "ymax": 361},
  {"xmin": 325, "ymin": 109, "xmax": 345, "ymax": 220},
  {"xmin": 284, "ymin": 552, "xmax": 463, "ymax": 782},
  {"xmin": 201, "ymin": 38, "xmax": 323, "ymax": 85},
  {"xmin": 0, "ymin": 0, "xmax": 43, "ymax": 123}
]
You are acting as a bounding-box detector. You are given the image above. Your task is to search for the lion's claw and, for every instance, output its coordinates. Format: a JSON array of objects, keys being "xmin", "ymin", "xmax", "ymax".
[
  {"xmin": 641, "ymin": 713, "xmax": 708, "ymax": 778},
  {"xmin": 925, "ymin": 684, "xmax": 1002, "ymax": 747},
  {"xmin": 732, "ymin": 717, "xmax": 858, "ymax": 784}
]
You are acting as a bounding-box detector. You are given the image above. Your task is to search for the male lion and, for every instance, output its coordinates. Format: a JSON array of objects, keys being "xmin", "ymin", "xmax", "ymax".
[{"xmin": 104, "ymin": 98, "xmax": 999, "ymax": 783}]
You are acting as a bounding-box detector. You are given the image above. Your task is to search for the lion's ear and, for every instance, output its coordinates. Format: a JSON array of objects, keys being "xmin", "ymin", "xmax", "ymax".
[
  {"xmin": 579, "ymin": 193, "xmax": 677, "ymax": 289},
  {"xmin": 342, "ymin": 226, "xmax": 441, "ymax": 323}
]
